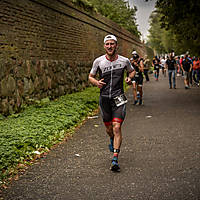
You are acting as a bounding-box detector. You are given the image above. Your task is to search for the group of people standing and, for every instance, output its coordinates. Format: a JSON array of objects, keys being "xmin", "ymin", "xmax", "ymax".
[
  {"xmin": 152, "ymin": 54, "xmax": 200, "ymax": 89},
  {"xmin": 152, "ymin": 55, "xmax": 177, "ymax": 89}
]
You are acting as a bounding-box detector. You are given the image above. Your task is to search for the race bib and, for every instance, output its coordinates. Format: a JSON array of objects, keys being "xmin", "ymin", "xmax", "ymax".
[
  {"xmin": 135, "ymin": 72, "xmax": 139, "ymax": 77},
  {"xmin": 114, "ymin": 94, "xmax": 128, "ymax": 107}
]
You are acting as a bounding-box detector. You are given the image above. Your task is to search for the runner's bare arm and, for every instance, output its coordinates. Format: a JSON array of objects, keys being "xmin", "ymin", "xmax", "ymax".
[
  {"xmin": 165, "ymin": 62, "xmax": 168, "ymax": 69},
  {"xmin": 88, "ymin": 73, "xmax": 106, "ymax": 89},
  {"xmin": 139, "ymin": 60, "xmax": 144, "ymax": 73},
  {"xmin": 125, "ymin": 70, "xmax": 135, "ymax": 84},
  {"xmin": 189, "ymin": 64, "xmax": 193, "ymax": 72}
]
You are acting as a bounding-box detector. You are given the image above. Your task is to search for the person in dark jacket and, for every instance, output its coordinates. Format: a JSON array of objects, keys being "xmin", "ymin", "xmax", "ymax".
[
  {"xmin": 181, "ymin": 54, "xmax": 193, "ymax": 89},
  {"xmin": 165, "ymin": 54, "xmax": 177, "ymax": 89}
]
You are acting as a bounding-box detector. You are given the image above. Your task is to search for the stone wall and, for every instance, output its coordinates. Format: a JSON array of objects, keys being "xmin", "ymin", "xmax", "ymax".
[{"xmin": 0, "ymin": 0, "xmax": 145, "ymax": 115}]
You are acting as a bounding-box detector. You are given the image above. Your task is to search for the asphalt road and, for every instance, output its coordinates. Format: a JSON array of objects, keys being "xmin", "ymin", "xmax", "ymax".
[{"xmin": 1, "ymin": 74, "xmax": 200, "ymax": 200}]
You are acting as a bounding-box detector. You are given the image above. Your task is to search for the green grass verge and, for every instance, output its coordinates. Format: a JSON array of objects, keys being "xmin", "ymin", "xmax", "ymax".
[{"xmin": 0, "ymin": 87, "xmax": 99, "ymax": 185}]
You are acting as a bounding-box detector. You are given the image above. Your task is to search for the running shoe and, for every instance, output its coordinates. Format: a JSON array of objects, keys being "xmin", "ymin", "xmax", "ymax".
[
  {"xmin": 108, "ymin": 137, "xmax": 114, "ymax": 152},
  {"xmin": 185, "ymin": 86, "xmax": 189, "ymax": 89},
  {"xmin": 110, "ymin": 157, "xmax": 120, "ymax": 172},
  {"xmin": 133, "ymin": 100, "xmax": 138, "ymax": 105}
]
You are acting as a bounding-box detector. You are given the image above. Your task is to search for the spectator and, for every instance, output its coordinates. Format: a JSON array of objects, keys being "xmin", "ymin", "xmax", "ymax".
[
  {"xmin": 161, "ymin": 56, "xmax": 166, "ymax": 77},
  {"xmin": 181, "ymin": 54, "xmax": 193, "ymax": 89},
  {"xmin": 192, "ymin": 57, "xmax": 200, "ymax": 86},
  {"xmin": 143, "ymin": 55, "xmax": 150, "ymax": 82},
  {"xmin": 165, "ymin": 54, "xmax": 177, "ymax": 89}
]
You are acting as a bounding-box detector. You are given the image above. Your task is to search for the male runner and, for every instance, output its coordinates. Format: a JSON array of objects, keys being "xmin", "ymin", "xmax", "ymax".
[
  {"xmin": 152, "ymin": 56, "xmax": 160, "ymax": 81},
  {"xmin": 88, "ymin": 35, "xmax": 135, "ymax": 171},
  {"xmin": 130, "ymin": 51, "xmax": 144, "ymax": 105}
]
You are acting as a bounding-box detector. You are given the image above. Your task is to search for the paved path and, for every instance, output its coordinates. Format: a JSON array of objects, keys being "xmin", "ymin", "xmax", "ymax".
[{"xmin": 1, "ymin": 74, "xmax": 200, "ymax": 200}]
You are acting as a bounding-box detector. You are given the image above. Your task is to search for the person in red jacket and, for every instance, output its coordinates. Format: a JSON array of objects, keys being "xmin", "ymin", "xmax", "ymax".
[
  {"xmin": 192, "ymin": 57, "xmax": 200, "ymax": 86},
  {"xmin": 179, "ymin": 55, "xmax": 184, "ymax": 76}
]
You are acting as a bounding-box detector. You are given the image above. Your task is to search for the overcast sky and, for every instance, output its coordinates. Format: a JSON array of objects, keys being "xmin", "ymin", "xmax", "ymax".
[{"xmin": 128, "ymin": 0, "xmax": 156, "ymax": 41}]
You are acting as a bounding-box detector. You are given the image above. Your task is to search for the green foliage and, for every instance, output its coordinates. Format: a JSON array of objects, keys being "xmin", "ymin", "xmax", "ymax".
[
  {"xmin": 72, "ymin": 0, "xmax": 96, "ymax": 13},
  {"xmin": 0, "ymin": 87, "xmax": 99, "ymax": 184},
  {"xmin": 148, "ymin": 0, "xmax": 200, "ymax": 56},
  {"xmin": 147, "ymin": 11, "xmax": 166, "ymax": 54},
  {"xmin": 145, "ymin": 45, "xmax": 154, "ymax": 63},
  {"xmin": 72, "ymin": 0, "xmax": 140, "ymax": 37}
]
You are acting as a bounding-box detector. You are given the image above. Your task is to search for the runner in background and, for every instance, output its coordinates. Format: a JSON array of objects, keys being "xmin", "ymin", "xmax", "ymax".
[
  {"xmin": 152, "ymin": 56, "xmax": 160, "ymax": 81},
  {"xmin": 130, "ymin": 51, "xmax": 144, "ymax": 105}
]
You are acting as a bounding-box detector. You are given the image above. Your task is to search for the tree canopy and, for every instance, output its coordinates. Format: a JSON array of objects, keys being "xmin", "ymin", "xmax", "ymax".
[
  {"xmin": 147, "ymin": 0, "xmax": 200, "ymax": 56},
  {"xmin": 72, "ymin": 0, "xmax": 140, "ymax": 37}
]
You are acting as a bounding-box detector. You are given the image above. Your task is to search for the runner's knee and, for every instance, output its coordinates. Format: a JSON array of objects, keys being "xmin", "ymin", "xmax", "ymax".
[{"xmin": 112, "ymin": 122, "xmax": 121, "ymax": 135}]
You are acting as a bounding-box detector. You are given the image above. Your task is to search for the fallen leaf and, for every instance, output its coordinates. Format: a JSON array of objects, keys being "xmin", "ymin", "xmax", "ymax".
[
  {"xmin": 88, "ymin": 116, "xmax": 99, "ymax": 119},
  {"xmin": 145, "ymin": 115, "xmax": 152, "ymax": 119},
  {"xmin": 33, "ymin": 151, "xmax": 41, "ymax": 155}
]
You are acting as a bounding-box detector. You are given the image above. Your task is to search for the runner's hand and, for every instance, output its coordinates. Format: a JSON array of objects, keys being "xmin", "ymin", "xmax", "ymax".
[
  {"xmin": 97, "ymin": 79, "xmax": 106, "ymax": 88},
  {"xmin": 125, "ymin": 77, "xmax": 132, "ymax": 85}
]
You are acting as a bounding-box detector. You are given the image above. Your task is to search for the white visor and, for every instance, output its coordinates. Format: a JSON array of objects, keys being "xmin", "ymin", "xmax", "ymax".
[
  {"xmin": 132, "ymin": 51, "xmax": 137, "ymax": 55},
  {"xmin": 104, "ymin": 35, "xmax": 117, "ymax": 43}
]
